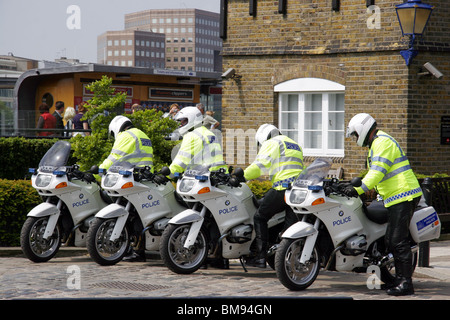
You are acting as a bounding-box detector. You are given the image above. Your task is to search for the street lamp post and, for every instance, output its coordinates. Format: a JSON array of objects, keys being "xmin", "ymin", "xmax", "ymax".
[{"xmin": 395, "ymin": 0, "xmax": 434, "ymax": 66}]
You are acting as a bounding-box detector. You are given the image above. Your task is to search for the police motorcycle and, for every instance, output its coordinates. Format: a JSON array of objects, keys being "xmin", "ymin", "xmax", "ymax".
[
  {"xmin": 86, "ymin": 153, "xmax": 186, "ymax": 266},
  {"xmin": 159, "ymin": 164, "xmax": 285, "ymax": 274},
  {"xmin": 22, "ymin": 140, "xmax": 110, "ymax": 262},
  {"xmin": 274, "ymin": 158, "xmax": 441, "ymax": 291}
]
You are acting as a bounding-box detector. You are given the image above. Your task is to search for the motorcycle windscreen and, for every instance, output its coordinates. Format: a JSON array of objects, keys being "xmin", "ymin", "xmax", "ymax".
[
  {"xmin": 107, "ymin": 150, "xmax": 154, "ymax": 173},
  {"xmin": 293, "ymin": 157, "xmax": 332, "ymax": 187},
  {"xmin": 38, "ymin": 140, "xmax": 72, "ymax": 173}
]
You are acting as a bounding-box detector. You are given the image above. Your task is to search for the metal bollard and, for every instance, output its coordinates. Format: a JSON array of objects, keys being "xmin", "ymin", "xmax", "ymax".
[{"xmin": 418, "ymin": 177, "xmax": 433, "ymax": 268}]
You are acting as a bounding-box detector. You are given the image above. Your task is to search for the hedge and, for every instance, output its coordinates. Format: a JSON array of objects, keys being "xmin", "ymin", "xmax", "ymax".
[
  {"xmin": 0, "ymin": 179, "xmax": 41, "ymax": 246},
  {"xmin": 0, "ymin": 137, "xmax": 61, "ymax": 180}
]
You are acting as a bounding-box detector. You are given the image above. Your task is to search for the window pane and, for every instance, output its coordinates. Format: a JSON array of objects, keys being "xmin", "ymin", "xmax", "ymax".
[
  {"xmin": 328, "ymin": 112, "xmax": 344, "ymax": 130},
  {"xmin": 304, "ymin": 131, "xmax": 322, "ymax": 148},
  {"xmin": 284, "ymin": 130, "xmax": 298, "ymax": 142},
  {"xmin": 328, "ymin": 131, "xmax": 344, "ymax": 149},
  {"xmin": 305, "ymin": 94, "xmax": 322, "ymax": 111},
  {"xmin": 305, "ymin": 113, "xmax": 321, "ymax": 130},
  {"xmin": 329, "ymin": 93, "xmax": 344, "ymax": 111},
  {"xmin": 280, "ymin": 112, "xmax": 298, "ymax": 130},
  {"xmin": 281, "ymin": 94, "xmax": 298, "ymax": 112}
]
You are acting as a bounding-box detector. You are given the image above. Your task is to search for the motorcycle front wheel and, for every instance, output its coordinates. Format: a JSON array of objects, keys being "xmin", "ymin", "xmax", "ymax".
[
  {"xmin": 160, "ymin": 224, "xmax": 208, "ymax": 274},
  {"xmin": 20, "ymin": 216, "xmax": 61, "ymax": 262},
  {"xmin": 86, "ymin": 218, "xmax": 130, "ymax": 266},
  {"xmin": 275, "ymin": 238, "xmax": 320, "ymax": 291}
]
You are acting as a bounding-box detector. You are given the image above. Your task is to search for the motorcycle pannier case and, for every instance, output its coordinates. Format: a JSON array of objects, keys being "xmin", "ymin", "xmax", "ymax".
[{"xmin": 409, "ymin": 206, "xmax": 441, "ymax": 243}]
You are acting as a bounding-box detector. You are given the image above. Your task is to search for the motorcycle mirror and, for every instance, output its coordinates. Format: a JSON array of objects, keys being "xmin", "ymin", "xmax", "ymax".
[
  {"xmin": 351, "ymin": 177, "xmax": 362, "ymax": 187},
  {"xmin": 234, "ymin": 167, "xmax": 244, "ymax": 178},
  {"xmin": 89, "ymin": 165, "xmax": 99, "ymax": 174},
  {"xmin": 160, "ymin": 166, "xmax": 171, "ymax": 176}
]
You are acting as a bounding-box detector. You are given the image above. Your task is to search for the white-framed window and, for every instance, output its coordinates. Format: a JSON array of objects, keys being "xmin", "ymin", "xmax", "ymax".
[{"xmin": 275, "ymin": 78, "xmax": 345, "ymax": 157}]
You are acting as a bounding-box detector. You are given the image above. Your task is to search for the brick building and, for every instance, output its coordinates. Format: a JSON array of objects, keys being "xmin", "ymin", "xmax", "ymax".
[{"xmin": 220, "ymin": 0, "xmax": 449, "ymax": 177}]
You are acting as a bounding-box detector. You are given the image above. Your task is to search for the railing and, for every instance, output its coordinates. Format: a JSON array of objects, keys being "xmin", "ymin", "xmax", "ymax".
[{"xmin": 0, "ymin": 128, "xmax": 92, "ymax": 138}]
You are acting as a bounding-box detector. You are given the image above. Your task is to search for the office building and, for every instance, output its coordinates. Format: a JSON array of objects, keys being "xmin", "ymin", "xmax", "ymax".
[
  {"xmin": 97, "ymin": 29, "xmax": 166, "ymax": 68},
  {"xmin": 124, "ymin": 8, "xmax": 222, "ymax": 72}
]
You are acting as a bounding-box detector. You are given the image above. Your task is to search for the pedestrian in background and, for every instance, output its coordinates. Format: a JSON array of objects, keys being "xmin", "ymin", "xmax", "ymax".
[{"xmin": 36, "ymin": 103, "xmax": 56, "ymax": 137}]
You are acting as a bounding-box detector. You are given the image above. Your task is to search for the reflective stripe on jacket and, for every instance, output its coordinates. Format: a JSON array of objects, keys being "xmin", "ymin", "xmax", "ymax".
[
  {"xmin": 355, "ymin": 130, "xmax": 422, "ymax": 207},
  {"xmin": 244, "ymin": 135, "xmax": 304, "ymax": 191},
  {"xmin": 169, "ymin": 126, "xmax": 227, "ymax": 175},
  {"xmin": 100, "ymin": 127, "xmax": 154, "ymax": 171}
]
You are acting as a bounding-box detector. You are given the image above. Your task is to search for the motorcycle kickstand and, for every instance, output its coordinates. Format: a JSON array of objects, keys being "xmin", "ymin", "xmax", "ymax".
[{"xmin": 239, "ymin": 256, "xmax": 248, "ymax": 273}]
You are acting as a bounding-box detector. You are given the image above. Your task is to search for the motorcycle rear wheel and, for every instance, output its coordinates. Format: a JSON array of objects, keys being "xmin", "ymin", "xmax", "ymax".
[
  {"xmin": 20, "ymin": 217, "xmax": 61, "ymax": 262},
  {"xmin": 160, "ymin": 224, "xmax": 208, "ymax": 274},
  {"xmin": 87, "ymin": 218, "xmax": 130, "ymax": 266},
  {"xmin": 275, "ymin": 238, "xmax": 320, "ymax": 291}
]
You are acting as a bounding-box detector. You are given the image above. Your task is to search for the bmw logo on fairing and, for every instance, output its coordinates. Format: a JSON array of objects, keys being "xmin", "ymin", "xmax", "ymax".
[
  {"xmin": 148, "ymin": 194, "xmax": 153, "ymax": 200},
  {"xmin": 79, "ymin": 193, "xmax": 84, "ymax": 199},
  {"xmin": 225, "ymin": 200, "xmax": 230, "ymax": 206},
  {"xmin": 338, "ymin": 210, "xmax": 344, "ymax": 217}
]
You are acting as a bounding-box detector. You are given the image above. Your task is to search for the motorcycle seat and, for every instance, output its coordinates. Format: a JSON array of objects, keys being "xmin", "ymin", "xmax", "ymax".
[{"xmin": 364, "ymin": 200, "xmax": 388, "ymax": 224}]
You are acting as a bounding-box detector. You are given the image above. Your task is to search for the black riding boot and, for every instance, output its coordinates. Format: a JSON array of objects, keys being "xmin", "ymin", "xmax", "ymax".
[{"xmin": 246, "ymin": 218, "xmax": 268, "ymax": 268}]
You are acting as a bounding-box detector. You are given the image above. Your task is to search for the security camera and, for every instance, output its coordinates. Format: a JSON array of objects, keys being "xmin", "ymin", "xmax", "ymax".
[
  {"xmin": 423, "ymin": 62, "xmax": 443, "ymax": 79},
  {"xmin": 221, "ymin": 68, "xmax": 236, "ymax": 80}
]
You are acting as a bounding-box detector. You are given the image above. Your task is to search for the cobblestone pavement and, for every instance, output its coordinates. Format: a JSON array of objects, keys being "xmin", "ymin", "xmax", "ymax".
[{"xmin": 1, "ymin": 241, "xmax": 449, "ymax": 301}]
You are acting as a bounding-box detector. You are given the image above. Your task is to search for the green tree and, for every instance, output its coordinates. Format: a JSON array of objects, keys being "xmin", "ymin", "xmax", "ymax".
[{"xmin": 70, "ymin": 76, "xmax": 178, "ymax": 171}]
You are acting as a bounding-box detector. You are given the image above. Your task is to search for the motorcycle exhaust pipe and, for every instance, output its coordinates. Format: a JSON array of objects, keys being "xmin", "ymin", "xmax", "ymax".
[{"xmin": 380, "ymin": 245, "xmax": 418, "ymax": 268}]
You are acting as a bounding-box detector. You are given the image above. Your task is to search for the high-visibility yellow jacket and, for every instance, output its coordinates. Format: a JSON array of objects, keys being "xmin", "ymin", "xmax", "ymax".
[
  {"xmin": 100, "ymin": 128, "xmax": 154, "ymax": 171},
  {"xmin": 169, "ymin": 126, "xmax": 227, "ymax": 175},
  {"xmin": 244, "ymin": 135, "xmax": 304, "ymax": 191},
  {"xmin": 355, "ymin": 130, "xmax": 422, "ymax": 207}
]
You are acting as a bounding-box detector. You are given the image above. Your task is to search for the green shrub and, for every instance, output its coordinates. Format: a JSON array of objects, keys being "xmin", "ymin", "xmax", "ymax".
[
  {"xmin": 0, "ymin": 137, "xmax": 59, "ymax": 180},
  {"xmin": 0, "ymin": 179, "xmax": 41, "ymax": 246},
  {"xmin": 247, "ymin": 180, "xmax": 272, "ymax": 199}
]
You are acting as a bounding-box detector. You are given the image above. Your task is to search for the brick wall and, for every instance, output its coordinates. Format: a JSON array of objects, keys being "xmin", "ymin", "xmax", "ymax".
[{"xmin": 221, "ymin": 0, "xmax": 450, "ymax": 176}]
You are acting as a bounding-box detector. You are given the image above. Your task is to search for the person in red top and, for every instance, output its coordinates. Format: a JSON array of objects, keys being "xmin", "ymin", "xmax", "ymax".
[{"xmin": 36, "ymin": 103, "xmax": 56, "ymax": 136}]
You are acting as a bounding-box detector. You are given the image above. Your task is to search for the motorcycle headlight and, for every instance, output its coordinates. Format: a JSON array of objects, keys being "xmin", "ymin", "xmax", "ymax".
[
  {"xmin": 289, "ymin": 189, "xmax": 308, "ymax": 204},
  {"xmin": 179, "ymin": 178, "xmax": 196, "ymax": 193},
  {"xmin": 103, "ymin": 174, "xmax": 119, "ymax": 188},
  {"xmin": 35, "ymin": 174, "xmax": 52, "ymax": 188}
]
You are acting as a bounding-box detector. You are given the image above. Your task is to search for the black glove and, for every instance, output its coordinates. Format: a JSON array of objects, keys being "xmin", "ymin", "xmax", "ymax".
[
  {"xmin": 153, "ymin": 174, "xmax": 169, "ymax": 185},
  {"xmin": 83, "ymin": 173, "xmax": 96, "ymax": 183},
  {"xmin": 341, "ymin": 183, "xmax": 358, "ymax": 198}
]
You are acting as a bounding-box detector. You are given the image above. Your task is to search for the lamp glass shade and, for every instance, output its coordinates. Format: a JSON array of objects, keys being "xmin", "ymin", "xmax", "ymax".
[{"xmin": 395, "ymin": 1, "xmax": 434, "ymax": 36}]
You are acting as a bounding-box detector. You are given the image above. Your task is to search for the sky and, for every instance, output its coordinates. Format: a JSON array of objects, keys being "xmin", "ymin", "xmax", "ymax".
[{"xmin": 0, "ymin": 0, "xmax": 220, "ymax": 63}]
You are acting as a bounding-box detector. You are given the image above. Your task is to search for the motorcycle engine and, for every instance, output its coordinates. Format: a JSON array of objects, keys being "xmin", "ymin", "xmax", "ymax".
[
  {"xmin": 341, "ymin": 235, "xmax": 367, "ymax": 256},
  {"xmin": 227, "ymin": 225, "xmax": 253, "ymax": 243}
]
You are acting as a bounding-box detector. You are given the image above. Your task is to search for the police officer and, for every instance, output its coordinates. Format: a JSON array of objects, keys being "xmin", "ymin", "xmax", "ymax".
[
  {"xmin": 345, "ymin": 113, "xmax": 422, "ymax": 296},
  {"xmin": 100, "ymin": 115, "xmax": 154, "ymax": 262},
  {"xmin": 166, "ymin": 106, "xmax": 228, "ymax": 269},
  {"xmin": 168, "ymin": 106, "xmax": 227, "ymax": 175},
  {"xmin": 244, "ymin": 124, "xmax": 304, "ymax": 268}
]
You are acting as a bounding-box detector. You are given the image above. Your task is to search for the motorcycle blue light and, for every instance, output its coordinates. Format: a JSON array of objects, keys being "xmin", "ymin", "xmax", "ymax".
[
  {"xmin": 119, "ymin": 170, "xmax": 132, "ymax": 176},
  {"xmin": 29, "ymin": 168, "xmax": 37, "ymax": 174},
  {"xmin": 195, "ymin": 175, "xmax": 208, "ymax": 181},
  {"xmin": 53, "ymin": 170, "xmax": 66, "ymax": 176},
  {"xmin": 98, "ymin": 168, "xmax": 106, "ymax": 174},
  {"xmin": 308, "ymin": 185, "xmax": 323, "ymax": 191}
]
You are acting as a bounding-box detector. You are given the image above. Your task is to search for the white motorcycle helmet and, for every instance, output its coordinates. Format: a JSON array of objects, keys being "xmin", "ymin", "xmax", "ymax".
[
  {"xmin": 108, "ymin": 115, "xmax": 132, "ymax": 139},
  {"xmin": 255, "ymin": 124, "xmax": 281, "ymax": 147},
  {"xmin": 346, "ymin": 113, "xmax": 377, "ymax": 147},
  {"xmin": 174, "ymin": 106, "xmax": 203, "ymax": 137}
]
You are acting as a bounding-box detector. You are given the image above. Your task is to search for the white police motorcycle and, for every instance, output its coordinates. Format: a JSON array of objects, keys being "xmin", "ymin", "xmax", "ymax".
[
  {"xmin": 159, "ymin": 164, "xmax": 285, "ymax": 274},
  {"xmin": 86, "ymin": 155, "xmax": 186, "ymax": 265},
  {"xmin": 274, "ymin": 158, "xmax": 441, "ymax": 290},
  {"xmin": 22, "ymin": 140, "xmax": 110, "ymax": 262}
]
